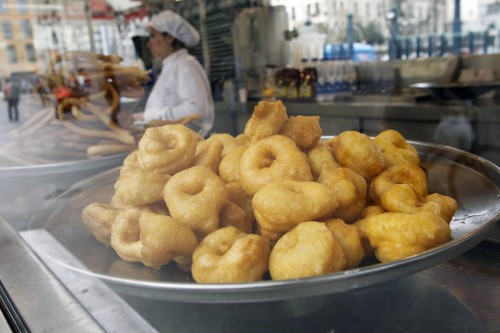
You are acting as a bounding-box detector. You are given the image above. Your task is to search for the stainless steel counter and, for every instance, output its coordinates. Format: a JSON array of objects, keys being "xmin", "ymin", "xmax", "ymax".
[{"xmin": 1, "ymin": 214, "xmax": 499, "ymax": 333}]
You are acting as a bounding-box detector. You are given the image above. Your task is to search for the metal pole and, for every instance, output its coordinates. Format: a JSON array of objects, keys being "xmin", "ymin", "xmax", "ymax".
[
  {"xmin": 405, "ymin": 38, "xmax": 411, "ymax": 59},
  {"xmin": 440, "ymin": 34, "xmax": 447, "ymax": 56},
  {"xmin": 198, "ymin": 0, "xmax": 210, "ymax": 77},
  {"xmin": 428, "ymin": 35, "xmax": 434, "ymax": 57},
  {"xmin": 347, "ymin": 13, "xmax": 354, "ymax": 60},
  {"xmin": 416, "ymin": 36, "xmax": 421, "ymax": 58},
  {"xmin": 452, "ymin": 0, "xmax": 461, "ymax": 54},
  {"xmin": 390, "ymin": 5, "xmax": 400, "ymax": 59},
  {"xmin": 468, "ymin": 31, "xmax": 474, "ymax": 55},
  {"xmin": 84, "ymin": 0, "xmax": 96, "ymax": 53},
  {"xmin": 483, "ymin": 30, "xmax": 489, "ymax": 54}
]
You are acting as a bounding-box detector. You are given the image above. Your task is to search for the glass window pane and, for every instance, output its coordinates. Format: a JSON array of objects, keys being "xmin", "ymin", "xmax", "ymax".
[
  {"xmin": 7, "ymin": 45, "xmax": 17, "ymax": 63},
  {"xmin": 22, "ymin": 19, "xmax": 32, "ymax": 38},
  {"xmin": 2, "ymin": 20, "xmax": 13, "ymax": 39},
  {"xmin": 17, "ymin": 0, "xmax": 26, "ymax": 13},
  {"xmin": 25, "ymin": 44, "xmax": 36, "ymax": 62}
]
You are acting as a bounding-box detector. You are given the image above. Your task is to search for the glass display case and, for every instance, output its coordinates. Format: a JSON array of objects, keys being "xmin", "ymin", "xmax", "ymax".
[{"xmin": 0, "ymin": 1, "xmax": 499, "ymax": 332}]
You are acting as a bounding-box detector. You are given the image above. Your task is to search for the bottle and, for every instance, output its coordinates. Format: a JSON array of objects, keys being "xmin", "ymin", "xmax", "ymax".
[
  {"xmin": 275, "ymin": 69, "xmax": 287, "ymax": 99},
  {"xmin": 316, "ymin": 59, "xmax": 326, "ymax": 103},
  {"xmin": 223, "ymin": 79, "xmax": 236, "ymax": 107},
  {"xmin": 299, "ymin": 58, "xmax": 318, "ymax": 102},
  {"xmin": 345, "ymin": 60, "xmax": 357, "ymax": 95},
  {"xmin": 262, "ymin": 65, "xmax": 277, "ymax": 101},
  {"xmin": 283, "ymin": 67, "xmax": 300, "ymax": 100}
]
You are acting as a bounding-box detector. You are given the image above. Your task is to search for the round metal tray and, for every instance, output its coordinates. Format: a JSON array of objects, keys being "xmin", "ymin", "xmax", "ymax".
[
  {"xmin": 28, "ymin": 141, "xmax": 500, "ymax": 303},
  {"xmin": 0, "ymin": 153, "xmax": 126, "ymax": 230}
]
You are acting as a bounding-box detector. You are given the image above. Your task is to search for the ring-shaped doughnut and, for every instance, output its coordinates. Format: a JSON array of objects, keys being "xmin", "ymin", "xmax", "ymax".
[
  {"xmin": 82, "ymin": 202, "xmax": 122, "ymax": 246},
  {"xmin": 193, "ymin": 136, "xmax": 224, "ymax": 174},
  {"xmin": 191, "ymin": 226, "xmax": 270, "ymax": 283},
  {"xmin": 380, "ymin": 184, "xmax": 457, "ymax": 223},
  {"xmin": 317, "ymin": 166, "xmax": 367, "ymax": 223},
  {"xmin": 362, "ymin": 211, "xmax": 451, "ymax": 263},
  {"xmin": 369, "ymin": 164, "xmax": 428, "ymax": 206},
  {"xmin": 269, "ymin": 221, "xmax": 346, "ymax": 280},
  {"xmin": 279, "ymin": 115, "xmax": 322, "ymax": 151},
  {"xmin": 327, "ymin": 131, "xmax": 384, "ymax": 178},
  {"xmin": 110, "ymin": 209, "xmax": 158, "ymax": 268},
  {"xmin": 374, "ymin": 129, "xmax": 420, "ymax": 168},
  {"xmin": 139, "ymin": 213, "xmax": 198, "ymax": 268},
  {"xmin": 218, "ymin": 145, "xmax": 248, "ymax": 183},
  {"xmin": 253, "ymin": 180, "xmax": 338, "ymax": 241},
  {"xmin": 113, "ymin": 162, "xmax": 171, "ymax": 206},
  {"xmin": 307, "ymin": 141, "xmax": 339, "ymax": 179},
  {"xmin": 163, "ymin": 166, "xmax": 229, "ymax": 238},
  {"xmin": 138, "ymin": 124, "xmax": 201, "ymax": 174},
  {"xmin": 325, "ymin": 218, "xmax": 365, "ymax": 269},
  {"xmin": 244, "ymin": 100, "xmax": 288, "ymax": 143},
  {"xmin": 240, "ymin": 135, "xmax": 312, "ymax": 196}
]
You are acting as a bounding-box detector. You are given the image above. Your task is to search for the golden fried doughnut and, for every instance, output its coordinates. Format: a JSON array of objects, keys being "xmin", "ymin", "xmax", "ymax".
[
  {"xmin": 226, "ymin": 182, "xmax": 255, "ymax": 224},
  {"xmin": 325, "ymin": 219, "xmax": 365, "ymax": 269},
  {"xmin": 163, "ymin": 166, "xmax": 228, "ymax": 237},
  {"xmin": 109, "ymin": 192, "xmax": 170, "ymax": 215},
  {"xmin": 317, "ymin": 166, "xmax": 367, "ymax": 223},
  {"xmin": 374, "ymin": 129, "xmax": 420, "ymax": 168},
  {"xmin": 140, "ymin": 213, "xmax": 198, "ymax": 268},
  {"xmin": 110, "ymin": 209, "xmax": 198, "ymax": 269},
  {"xmin": 363, "ymin": 211, "xmax": 451, "ymax": 262},
  {"xmin": 423, "ymin": 193, "xmax": 458, "ymax": 223},
  {"xmin": 218, "ymin": 145, "xmax": 248, "ymax": 183},
  {"xmin": 369, "ymin": 164, "xmax": 428, "ymax": 206},
  {"xmin": 269, "ymin": 222, "xmax": 346, "ymax": 280},
  {"xmin": 279, "ymin": 115, "xmax": 322, "ymax": 150},
  {"xmin": 306, "ymin": 141, "xmax": 340, "ymax": 179},
  {"xmin": 138, "ymin": 124, "xmax": 201, "ymax": 174},
  {"xmin": 82, "ymin": 202, "xmax": 122, "ymax": 246},
  {"xmin": 244, "ymin": 100, "xmax": 288, "ymax": 143},
  {"xmin": 208, "ymin": 133, "xmax": 243, "ymax": 157},
  {"xmin": 353, "ymin": 205, "xmax": 385, "ymax": 258},
  {"xmin": 253, "ymin": 180, "xmax": 338, "ymax": 241},
  {"xmin": 123, "ymin": 150, "xmax": 139, "ymax": 166},
  {"xmin": 359, "ymin": 205, "xmax": 386, "ymax": 219},
  {"xmin": 110, "ymin": 209, "xmax": 158, "ymax": 268},
  {"xmin": 113, "ymin": 162, "xmax": 171, "ymax": 206},
  {"xmin": 191, "ymin": 226, "xmax": 270, "ymax": 283},
  {"xmin": 219, "ymin": 201, "xmax": 253, "ymax": 234},
  {"xmin": 327, "ymin": 131, "xmax": 384, "ymax": 178},
  {"xmin": 240, "ymin": 135, "xmax": 313, "ymax": 196},
  {"xmin": 235, "ymin": 133, "xmax": 250, "ymax": 145},
  {"xmin": 193, "ymin": 136, "xmax": 224, "ymax": 174},
  {"xmin": 379, "ymin": 184, "xmax": 457, "ymax": 223}
]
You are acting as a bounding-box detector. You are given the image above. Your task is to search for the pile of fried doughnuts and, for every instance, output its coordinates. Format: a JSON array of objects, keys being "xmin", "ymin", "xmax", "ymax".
[{"xmin": 82, "ymin": 99, "xmax": 458, "ymax": 283}]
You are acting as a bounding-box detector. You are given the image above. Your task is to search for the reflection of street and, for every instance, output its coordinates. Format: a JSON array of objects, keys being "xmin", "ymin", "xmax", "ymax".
[{"xmin": 0, "ymin": 93, "xmax": 52, "ymax": 145}]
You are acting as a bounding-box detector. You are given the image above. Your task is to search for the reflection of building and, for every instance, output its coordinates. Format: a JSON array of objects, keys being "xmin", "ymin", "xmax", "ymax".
[
  {"xmin": 0, "ymin": 0, "xmax": 143, "ymax": 78},
  {"xmin": 270, "ymin": 0, "xmax": 391, "ymax": 42},
  {"xmin": 33, "ymin": 1, "xmax": 125, "ymax": 72},
  {"xmin": 0, "ymin": 0, "xmax": 37, "ymax": 78}
]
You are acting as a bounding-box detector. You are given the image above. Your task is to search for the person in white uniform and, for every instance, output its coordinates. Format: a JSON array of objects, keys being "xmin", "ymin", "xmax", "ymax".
[{"xmin": 141, "ymin": 10, "xmax": 214, "ymax": 136}]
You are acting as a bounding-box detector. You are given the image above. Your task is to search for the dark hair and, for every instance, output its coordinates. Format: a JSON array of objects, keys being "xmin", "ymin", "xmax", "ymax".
[{"xmin": 162, "ymin": 32, "xmax": 186, "ymax": 49}]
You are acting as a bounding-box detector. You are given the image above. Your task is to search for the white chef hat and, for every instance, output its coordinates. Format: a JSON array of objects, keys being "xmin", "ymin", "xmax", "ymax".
[{"xmin": 147, "ymin": 10, "xmax": 200, "ymax": 47}]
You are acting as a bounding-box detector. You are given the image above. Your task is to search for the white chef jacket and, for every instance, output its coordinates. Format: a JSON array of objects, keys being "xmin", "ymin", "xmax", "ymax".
[{"xmin": 144, "ymin": 49, "xmax": 214, "ymax": 136}]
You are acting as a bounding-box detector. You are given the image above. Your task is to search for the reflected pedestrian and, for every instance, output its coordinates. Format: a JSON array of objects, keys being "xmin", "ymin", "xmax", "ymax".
[{"xmin": 3, "ymin": 79, "xmax": 20, "ymax": 122}]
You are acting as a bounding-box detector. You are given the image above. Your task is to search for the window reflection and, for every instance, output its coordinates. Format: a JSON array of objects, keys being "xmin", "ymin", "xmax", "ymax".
[{"xmin": 7, "ymin": 44, "xmax": 17, "ymax": 63}]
